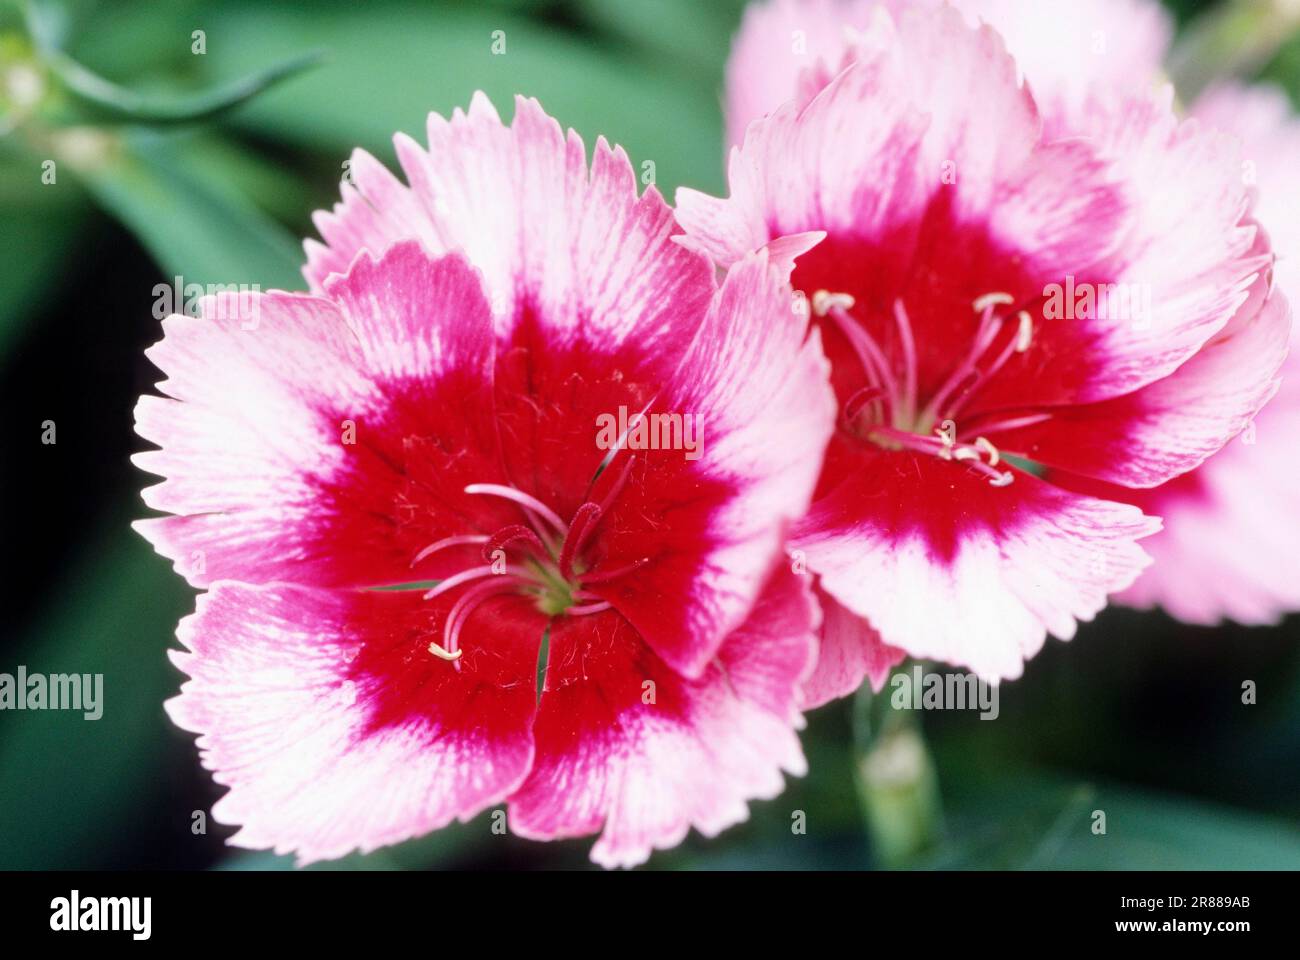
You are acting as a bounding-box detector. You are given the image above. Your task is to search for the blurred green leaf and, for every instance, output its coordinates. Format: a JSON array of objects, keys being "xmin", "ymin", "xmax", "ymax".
[
  {"xmin": 191, "ymin": 1, "xmax": 726, "ymax": 197},
  {"xmin": 930, "ymin": 770, "xmax": 1300, "ymax": 869},
  {"xmin": 0, "ymin": 206, "xmax": 83, "ymax": 360},
  {"xmin": 40, "ymin": 45, "xmax": 326, "ymax": 126},
  {"xmin": 0, "ymin": 526, "xmax": 191, "ymax": 869},
  {"xmin": 574, "ymin": 0, "xmax": 742, "ymax": 81},
  {"xmin": 74, "ymin": 129, "xmax": 304, "ymax": 288}
]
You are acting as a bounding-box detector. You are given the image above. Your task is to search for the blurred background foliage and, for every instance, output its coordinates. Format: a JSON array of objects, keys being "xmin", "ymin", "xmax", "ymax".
[{"xmin": 1, "ymin": 0, "xmax": 1299, "ymax": 870}]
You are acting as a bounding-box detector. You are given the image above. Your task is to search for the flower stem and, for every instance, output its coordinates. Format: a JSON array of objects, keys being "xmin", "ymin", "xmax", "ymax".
[{"xmin": 852, "ymin": 671, "xmax": 944, "ymax": 868}]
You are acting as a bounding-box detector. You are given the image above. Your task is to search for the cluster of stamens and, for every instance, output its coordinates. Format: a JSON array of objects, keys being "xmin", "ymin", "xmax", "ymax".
[
  {"xmin": 811, "ymin": 288, "xmax": 1049, "ymax": 486},
  {"xmin": 410, "ymin": 456, "xmax": 644, "ymax": 667}
]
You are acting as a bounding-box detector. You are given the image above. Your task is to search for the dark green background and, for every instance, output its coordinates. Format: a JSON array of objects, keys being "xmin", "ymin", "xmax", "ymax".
[{"xmin": 1, "ymin": 0, "xmax": 1298, "ymax": 870}]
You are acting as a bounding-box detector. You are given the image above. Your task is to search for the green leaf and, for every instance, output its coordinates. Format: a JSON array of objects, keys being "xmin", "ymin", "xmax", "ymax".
[
  {"xmin": 574, "ymin": 0, "xmax": 743, "ymax": 81},
  {"xmin": 0, "ymin": 206, "xmax": 83, "ymax": 361},
  {"xmin": 42, "ymin": 46, "xmax": 326, "ymax": 126},
  {"xmin": 191, "ymin": 1, "xmax": 726, "ymax": 197},
  {"xmin": 0, "ymin": 526, "xmax": 192, "ymax": 869},
  {"xmin": 26, "ymin": 0, "xmax": 325, "ymax": 126},
  {"xmin": 929, "ymin": 769, "xmax": 1300, "ymax": 869},
  {"xmin": 73, "ymin": 129, "xmax": 304, "ymax": 289}
]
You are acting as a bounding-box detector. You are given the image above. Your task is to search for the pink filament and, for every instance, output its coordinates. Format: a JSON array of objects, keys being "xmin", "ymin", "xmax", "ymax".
[
  {"xmin": 411, "ymin": 534, "xmax": 489, "ymax": 567},
  {"xmin": 423, "ymin": 565, "xmax": 511, "ymax": 600},
  {"xmin": 464, "ymin": 483, "xmax": 566, "ymax": 532}
]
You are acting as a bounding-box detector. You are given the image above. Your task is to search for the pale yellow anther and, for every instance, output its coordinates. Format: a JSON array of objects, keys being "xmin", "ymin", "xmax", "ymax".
[
  {"xmin": 973, "ymin": 292, "xmax": 1015, "ymax": 313},
  {"xmin": 1015, "ymin": 310, "xmax": 1034, "ymax": 353},
  {"xmin": 974, "ymin": 436, "xmax": 1000, "ymax": 466},
  {"xmin": 935, "ymin": 420, "xmax": 957, "ymax": 447},
  {"xmin": 952, "ymin": 448, "xmax": 979, "ymax": 462},
  {"xmin": 988, "ymin": 471, "xmax": 1014, "ymax": 488},
  {"xmin": 428, "ymin": 642, "xmax": 463, "ymax": 661},
  {"xmin": 812, "ymin": 289, "xmax": 856, "ymax": 317}
]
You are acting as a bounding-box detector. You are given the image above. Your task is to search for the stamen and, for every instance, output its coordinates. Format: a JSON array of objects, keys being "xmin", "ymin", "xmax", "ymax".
[
  {"xmin": 422, "ymin": 565, "xmax": 511, "ymax": 600},
  {"xmin": 964, "ymin": 411, "xmax": 1053, "ymax": 436},
  {"xmin": 568, "ymin": 601, "xmax": 613, "ymax": 616},
  {"xmin": 464, "ymin": 483, "xmax": 566, "ymax": 532},
  {"xmin": 579, "ymin": 556, "xmax": 650, "ymax": 584},
  {"xmin": 427, "ymin": 642, "xmax": 463, "ymax": 661},
  {"xmin": 972, "ymin": 292, "xmax": 1015, "ymax": 313},
  {"xmin": 894, "ymin": 299, "xmax": 918, "ymax": 425},
  {"xmin": 1015, "ymin": 310, "xmax": 1034, "ymax": 353},
  {"xmin": 869, "ymin": 425, "xmax": 1015, "ymax": 487},
  {"xmin": 559, "ymin": 502, "xmax": 602, "ymax": 579},
  {"xmin": 595, "ymin": 454, "xmax": 637, "ymax": 517},
  {"xmin": 440, "ymin": 578, "xmax": 521, "ymax": 667},
  {"xmin": 483, "ymin": 524, "xmax": 546, "ymax": 560},
  {"xmin": 974, "ymin": 436, "xmax": 1000, "ymax": 466},
  {"xmin": 843, "ymin": 385, "xmax": 886, "ymax": 425},
  {"xmin": 411, "ymin": 534, "xmax": 489, "ymax": 567},
  {"xmin": 923, "ymin": 292, "xmax": 1030, "ymax": 422},
  {"xmin": 826, "ymin": 304, "xmax": 898, "ymax": 420},
  {"xmin": 812, "ymin": 289, "xmax": 856, "ymax": 316}
]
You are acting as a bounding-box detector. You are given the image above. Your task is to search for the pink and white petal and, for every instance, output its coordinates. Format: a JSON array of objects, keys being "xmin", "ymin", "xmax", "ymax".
[
  {"xmin": 683, "ymin": 4, "xmax": 1042, "ymax": 270},
  {"xmin": 792, "ymin": 451, "xmax": 1159, "ymax": 681},
  {"xmin": 801, "ymin": 582, "xmax": 906, "ymax": 708},
  {"xmin": 586, "ymin": 251, "xmax": 836, "ymax": 678},
  {"xmin": 724, "ymin": 0, "xmax": 901, "ymax": 149},
  {"xmin": 994, "ymin": 279, "xmax": 1291, "ymax": 487},
  {"xmin": 167, "ymin": 583, "xmax": 543, "ymax": 864},
  {"xmin": 307, "ymin": 92, "xmax": 716, "ymax": 363},
  {"xmin": 509, "ymin": 567, "xmax": 816, "ymax": 868},
  {"xmin": 1076, "ymin": 356, "xmax": 1300, "ymax": 624},
  {"xmin": 949, "ymin": 0, "xmax": 1172, "ymax": 139},
  {"xmin": 723, "ymin": 0, "xmax": 1172, "ymax": 149},
  {"xmin": 322, "ymin": 241, "xmax": 495, "ymax": 384},
  {"xmin": 1193, "ymin": 82, "xmax": 1300, "ymax": 322},
  {"xmin": 135, "ymin": 247, "xmax": 507, "ymax": 589}
]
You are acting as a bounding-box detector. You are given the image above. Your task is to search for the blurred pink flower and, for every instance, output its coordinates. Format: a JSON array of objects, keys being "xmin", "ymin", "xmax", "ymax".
[
  {"xmin": 916, "ymin": 1, "xmax": 1300, "ymax": 626},
  {"xmin": 135, "ymin": 96, "xmax": 837, "ymax": 867},
  {"xmin": 684, "ymin": 2, "xmax": 1289, "ymax": 683},
  {"xmin": 1089, "ymin": 84, "xmax": 1300, "ymax": 624}
]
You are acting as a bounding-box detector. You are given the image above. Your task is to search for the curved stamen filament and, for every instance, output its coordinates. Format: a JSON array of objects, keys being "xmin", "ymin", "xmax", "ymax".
[
  {"xmin": 436, "ymin": 578, "xmax": 523, "ymax": 670},
  {"xmin": 894, "ymin": 299, "xmax": 918, "ymax": 426},
  {"xmin": 559, "ymin": 503, "xmax": 602, "ymax": 579},
  {"xmin": 578, "ymin": 556, "xmax": 650, "ymax": 584},
  {"xmin": 962, "ymin": 411, "xmax": 1053, "ymax": 437},
  {"xmin": 422, "ymin": 477, "xmax": 642, "ymax": 662},
  {"xmin": 594, "ymin": 453, "xmax": 637, "ymax": 517},
  {"xmin": 568, "ymin": 601, "xmax": 613, "ymax": 616},
  {"xmin": 411, "ymin": 534, "xmax": 489, "ymax": 567},
  {"xmin": 823, "ymin": 301, "xmax": 898, "ymax": 420},
  {"xmin": 920, "ymin": 293, "xmax": 1018, "ymax": 425},
  {"xmin": 868, "ymin": 425, "xmax": 1014, "ymax": 487},
  {"xmin": 464, "ymin": 483, "xmax": 566, "ymax": 533},
  {"xmin": 423, "ymin": 565, "xmax": 528, "ymax": 600},
  {"xmin": 484, "ymin": 524, "xmax": 546, "ymax": 560}
]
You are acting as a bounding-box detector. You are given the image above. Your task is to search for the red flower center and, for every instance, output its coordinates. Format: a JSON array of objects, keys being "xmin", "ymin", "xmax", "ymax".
[
  {"xmin": 409, "ymin": 453, "xmax": 646, "ymax": 668},
  {"xmin": 812, "ymin": 288, "xmax": 1052, "ymax": 486}
]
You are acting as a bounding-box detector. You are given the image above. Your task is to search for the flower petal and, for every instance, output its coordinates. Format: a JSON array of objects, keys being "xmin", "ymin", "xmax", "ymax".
[
  {"xmin": 792, "ymin": 450, "xmax": 1159, "ymax": 681},
  {"xmin": 994, "ymin": 274, "xmax": 1290, "ymax": 487},
  {"xmin": 307, "ymin": 92, "xmax": 716, "ymax": 362},
  {"xmin": 166, "ymin": 582, "xmax": 543, "ymax": 864},
  {"xmin": 508, "ymin": 566, "xmax": 816, "ymax": 868},
  {"xmin": 134, "ymin": 245, "xmax": 510, "ymax": 589},
  {"xmin": 800, "ymin": 582, "xmax": 906, "ymax": 708},
  {"xmin": 582, "ymin": 251, "xmax": 836, "ymax": 677}
]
